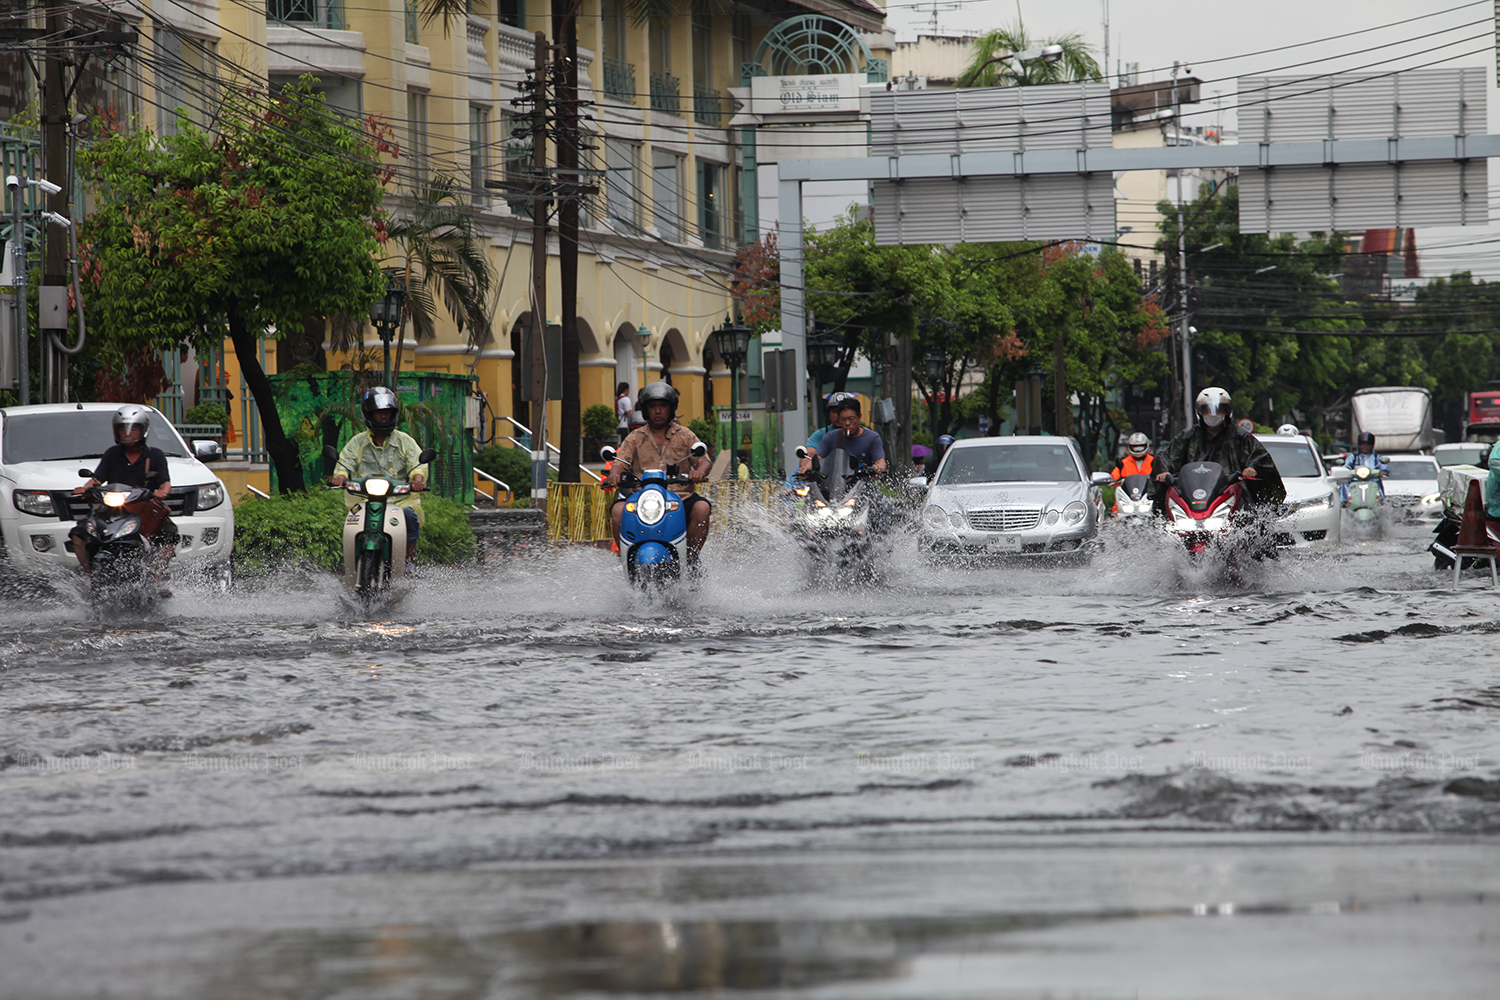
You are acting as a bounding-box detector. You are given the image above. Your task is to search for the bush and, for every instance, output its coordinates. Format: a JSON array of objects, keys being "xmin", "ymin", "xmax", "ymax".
[
  {"xmin": 183, "ymin": 401, "xmax": 229, "ymax": 428},
  {"xmin": 233, "ymin": 490, "xmax": 474, "ymax": 577},
  {"xmin": 475, "ymin": 443, "xmax": 555, "ymax": 497},
  {"xmin": 582, "ymin": 403, "xmax": 616, "ymax": 441},
  {"xmin": 687, "ymin": 418, "xmax": 715, "ymax": 447}
]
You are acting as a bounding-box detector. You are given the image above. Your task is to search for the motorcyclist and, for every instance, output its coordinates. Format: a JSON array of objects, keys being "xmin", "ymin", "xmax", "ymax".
[
  {"xmin": 807, "ymin": 392, "xmax": 849, "ymax": 449},
  {"xmin": 1110, "ymin": 432, "xmax": 1156, "ymax": 515},
  {"xmin": 70, "ymin": 404, "xmax": 180, "ymax": 596},
  {"xmin": 924, "ymin": 434, "xmax": 955, "ymax": 482},
  {"xmin": 1341, "ymin": 430, "xmax": 1389, "ymax": 502},
  {"xmin": 1276, "ymin": 423, "xmax": 1300, "ymax": 437},
  {"xmin": 330, "ymin": 387, "xmax": 430, "ymax": 566},
  {"xmin": 606, "ymin": 381, "xmax": 713, "ymax": 563},
  {"xmin": 1156, "ymin": 387, "xmax": 1285, "ymax": 509},
  {"xmin": 799, "ymin": 395, "xmax": 888, "ymax": 477}
]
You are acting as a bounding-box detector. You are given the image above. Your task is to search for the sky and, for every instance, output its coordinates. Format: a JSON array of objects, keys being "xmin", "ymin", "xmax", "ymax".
[{"xmin": 881, "ymin": 0, "xmax": 1500, "ymax": 280}]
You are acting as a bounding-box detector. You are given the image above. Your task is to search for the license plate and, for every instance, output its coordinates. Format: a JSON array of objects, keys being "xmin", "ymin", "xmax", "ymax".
[{"xmin": 985, "ymin": 533, "xmax": 1021, "ymax": 552}]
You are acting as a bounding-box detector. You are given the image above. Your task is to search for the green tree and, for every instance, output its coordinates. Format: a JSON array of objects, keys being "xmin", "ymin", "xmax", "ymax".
[
  {"xmin": 78, "ymin": 80, "xmax": 386, "ymax": 493},
  {"xmin": 959, "ymin": 19, "xmax": 1102, "ymax": 88}
]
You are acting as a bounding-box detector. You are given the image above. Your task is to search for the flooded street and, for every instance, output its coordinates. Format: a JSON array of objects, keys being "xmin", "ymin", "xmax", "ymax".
[{"xmin": 2, "ymin": 516, "xmax": 1498, "ymax": 998}]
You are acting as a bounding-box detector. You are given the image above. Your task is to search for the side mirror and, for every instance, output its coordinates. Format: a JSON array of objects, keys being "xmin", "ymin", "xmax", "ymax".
[
  {"xmin": 417, "ymin": 448, "xmax": 437, "ymax": 465},
  {"xmin": 690, "ymin": 442, "xmax": 708, "ymax": 458},
  {"xmin": 1090, "ymin": 471, "xmax": 1113, "ymax": 486},
  {"xmin": 193, "ymin": 439, "xmax": 224, "ymax": 463},
  {"xmin": 600, "ymin": 445, "xmax": 617, "ymax": 462},
  {"xmin": 795, "ymin": 446, "xmax": 809, "ymax": 460},
  {"xmin": 323, "ymin": 446, "xmax": 339, "ymax": 461},
  {"xmin": 907, "ymin": 475, "xmax": 928, "ymax": 491},
  {"xmin": 77, "ymin": 468, "xmax": 93, "ymax": 479},
  {"xmin": 1329, "ymin": 467, "xmax": 1352, "ymax": 483}
]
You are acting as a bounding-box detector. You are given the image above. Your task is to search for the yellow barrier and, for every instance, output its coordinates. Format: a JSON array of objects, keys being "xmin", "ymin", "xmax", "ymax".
[{"xmin": 545, "ymin": 480, "xmax": 783, "ymax": 543}]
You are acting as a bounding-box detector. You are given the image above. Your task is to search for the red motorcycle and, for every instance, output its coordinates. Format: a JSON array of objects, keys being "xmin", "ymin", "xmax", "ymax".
[{"xmin": 1162, "ymin": 461, "xmax": 1247, "ymax": 556}]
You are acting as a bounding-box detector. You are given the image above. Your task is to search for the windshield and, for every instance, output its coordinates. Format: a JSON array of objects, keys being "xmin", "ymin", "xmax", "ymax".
[
  {"xmin": 1386, "ymin": 459, "xmax": 1438, "ymax": 481},
  {"xmin": 936, "ymin": 444, "xmax": 1080, "ymax": 485},
  {"xmin": 2, "ymin": 410, "xmax": 190, "ymax": 464},
  {"xmin": 1260, "ymin": 439, "xmax": 1324, "ymax": 478},
  {"xmin": 1436, "ymin": 446, "xmax": 1488, "ymax": 467}
]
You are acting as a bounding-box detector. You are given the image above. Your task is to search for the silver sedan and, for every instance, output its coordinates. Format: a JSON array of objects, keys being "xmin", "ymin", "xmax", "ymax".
[{"xmin": 917, "ymin": 437, "xmax": 1110, "ymax": 559}]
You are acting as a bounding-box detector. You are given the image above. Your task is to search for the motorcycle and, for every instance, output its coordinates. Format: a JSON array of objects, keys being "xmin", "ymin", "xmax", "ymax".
[
  {"xmin": 789, "ymin": 445, "xmax": 880, "ymax": 579},
  {"xmin": 1340, "ymin": 465, "xmax": 1383, "ymax": 524},
  {"xmin": 1161, "ymin": 461, "xmax": 1249, "ymax": 559},
  {"xmin": 602, "ymin": 442, "xmax": 708, "ymax": 589},
  {"xmin": 326, "ymin": 445, "xmax": 436, "ymax": 609},
  {"xmin": 72, "ymin": 472, "xmax": 171, "ymax": 609},
  {"xmin": 1113, "ymin": 472, "xmax": 1155, "ymax": 522}
]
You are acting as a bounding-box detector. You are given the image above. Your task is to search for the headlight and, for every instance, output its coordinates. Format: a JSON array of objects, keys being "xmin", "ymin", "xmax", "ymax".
[
  {"xmin": 1421, "ymin": 492, "xmax": 1441, "ymax": 505},
  {"xmin": 1062, "ymin": 501, "xmax": 1087, "ymax": 524},
  {"xmin": 949, "ymin": 510, "xmax": 965, "ymax": 529},
  {"xmin": 922, "ymin": 505, "xmax": 948, "ymax": 530},
  {"xmin": 194, "ymin": 482, "xmax": 224, "ymax": 511},
  {"xmin": 1200, "ymin": 514, "xmax": 1230, "ymax": 532},
  {"xmin": 636, "ymin": 489, "xmax": 667, "ymax": 525},
  {"xmin": 102, "ymin": 491, "xmax": 130, "ymax": 508},
  {"xmin": 12, "ymin": 490, "xmax": 55, "ymax": 516},
  {"xmin": 105, "ymin": 516, "xmax": 142, "ymax": 539},
  {"xmin": 1044, "ymin": 509, "xmax": 1061, "ymax": 526},
  {"xmin": 364, "ymin": 479, "xmax": 391, "ymax": 497},
  {"xmin": 1287, "ymin": 493, "xmax": 1335, "ymax": 512}
]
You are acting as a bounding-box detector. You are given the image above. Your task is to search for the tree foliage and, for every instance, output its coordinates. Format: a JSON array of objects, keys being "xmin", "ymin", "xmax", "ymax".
[
  {"xmin": 78, "ymin": 79, "xmax": 387, "ymax": 492},
  {"xmin": 959, "ymin": 19, "xmax": 1102, "ymax": 88}
]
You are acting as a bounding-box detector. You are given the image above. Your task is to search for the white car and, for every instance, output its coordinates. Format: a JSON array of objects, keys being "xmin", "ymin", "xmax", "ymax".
[
  {"xmin": 1382, "ymin": 454, "xmax": 1443, "ymax": 522},
  {"xmin": 1255, "ymin": 433, "xmax": 1341, "ymax": 547},
  {"xmin": 1434, "ymin": 442, "xmax": 1490, "ymax": 469},
  {"xmin": 0, "ymin": 403, "xmax": 235, "ymax": 585}
]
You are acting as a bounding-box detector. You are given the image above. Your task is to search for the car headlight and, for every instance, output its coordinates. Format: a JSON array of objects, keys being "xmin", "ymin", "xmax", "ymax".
[
  {"xmin": 949, "ymin": 510, "xmax": 965, "ymax": 529},
  {"xmin": 922, "ymin": 505, "xmax": 949, "ymax": 530},
  {"xmin": 1062, "ymin": 501, "xmax": 1087, "ymax": 524},
  {"xmin": 1287, "ymin": 493, "xmax": 1335, "ymax": 512},
  {"xmin": 635, "ymin": 489, "xmax": 666, "ymax": 525},
  {"xmin": 194, "ymin": 482, "xmax": 225, "ymax": 511},
  {"xmin": 1421, "ymin": 492, "xmax": 1441, "ymax": 505},
  {"xmin": 12, "ymin": 490, "xmax": 55, "ymax": 516},
  {"xmin": 1044, "ymin": 509, "xmax": 1061, "ymax": 526}
]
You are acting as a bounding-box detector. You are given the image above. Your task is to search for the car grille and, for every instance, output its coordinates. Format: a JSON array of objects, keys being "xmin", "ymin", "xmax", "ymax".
[
  {"xmin": 965, "ymin": 507, "xmax": 1041, "ymax": 532},
  {"xmin": 48, "ymin": 488, "xmax": 199, "ymax": 521},
  {"xmin": 1385, "ymin": 494, "xmax": 1419, "ymax": 507}
]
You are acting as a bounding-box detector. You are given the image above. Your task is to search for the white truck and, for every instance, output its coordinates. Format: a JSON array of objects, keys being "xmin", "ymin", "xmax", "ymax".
[{"xmin": 1350, "ymin": 386, "xmax": 1436, "ymax": 454}]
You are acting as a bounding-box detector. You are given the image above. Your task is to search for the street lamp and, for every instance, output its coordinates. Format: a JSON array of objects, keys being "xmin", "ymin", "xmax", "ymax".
[
  {"xmin": 635, "ymin": 326, "xmax": 653, "ymax": 388},
  {"xmin": 712, "ymin": 315, "xmax": 752, "ymax": 473},
  {"xmin": 368, "ymin": 272, "xmax": 405, "ymax": 387},
  {"xmin": 806, "ymin": 328, "xmax": 841, "ymax": 392},
  {"xmin": 1025, "ymin": 367, "xmax": 1046, "ymax": 434}
]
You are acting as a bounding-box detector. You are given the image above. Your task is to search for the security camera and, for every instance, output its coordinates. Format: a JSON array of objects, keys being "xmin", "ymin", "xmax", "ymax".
[
  {"xmin": 41, "ymin": 211, "xmax": 72, "ymax": 229},
  {"xmin": 31, "ymin": 178, "xmax": 62, "ymax": 196},
  {"xmin": 5, "ymin": 175, "xmax": 17, "ymax": 191}
]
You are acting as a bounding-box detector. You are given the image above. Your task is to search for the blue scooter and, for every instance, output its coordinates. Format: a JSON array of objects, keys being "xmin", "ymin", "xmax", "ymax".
[{"xmin": 602, "ymin": 442, "xmax": 708, "ymax": 588}]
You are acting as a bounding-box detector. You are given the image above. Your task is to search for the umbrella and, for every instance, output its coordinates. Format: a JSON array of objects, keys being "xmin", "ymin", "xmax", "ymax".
[{"xmin": 911, "ymin": 444, "xmax": 933, "ymax": 459}]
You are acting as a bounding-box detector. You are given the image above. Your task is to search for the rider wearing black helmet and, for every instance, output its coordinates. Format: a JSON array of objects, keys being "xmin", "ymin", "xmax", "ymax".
[
  {"xmin": 605, "ymin": 381, "xmax": 714, "ymax": 562},
  {"xmin": 1156, "ymin": 387, "xmax": 1284, "ymax": 508},
  {"xmin": 1342, "ymin": 430, "xmax": 1388, "ymax": 500},
  {"xmin": 331, "ymin": 386, "xmax": 430, "ymax": 565},
  {"xmin": 71, "ymin": 405, "xmax": 181, "ymax": 592}
]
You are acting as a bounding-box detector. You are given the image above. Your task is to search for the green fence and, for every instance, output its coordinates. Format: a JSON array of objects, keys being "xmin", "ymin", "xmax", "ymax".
[{"xmin": 267, "ymin": 370, "xmax": 476, "ymax": 501}]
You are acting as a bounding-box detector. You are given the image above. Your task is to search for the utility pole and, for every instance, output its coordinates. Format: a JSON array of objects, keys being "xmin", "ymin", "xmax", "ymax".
[
  {"xmin": 1178, "ymin": 203, "xmax": 1193, "ymax": 427},
  {"xmin": 529, "ymin": 31, "xmax": 551, "ymax": 502},
  {"xmin": 554, "ymin": 2, "xmax": 581, "ymax": 482},
  {"xmin": 42, "ymin": 0, "xmax": 69, "ymax": 404},
  {"xmin": 1053, "ymin": 329, "xmax": 1068, "ymax": 437}
]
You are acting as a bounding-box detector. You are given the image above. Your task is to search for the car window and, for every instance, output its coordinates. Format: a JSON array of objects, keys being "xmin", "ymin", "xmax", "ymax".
[
  {"xmin": 1260, "ymin": 439, "xmax": 1324, "ymax": 478},
  {"xmin": 1386, "ymin": 459, "xmax": 1437, "ymax": 481},
  {"xmin": 2, "ymin": 410, "xmax": 190, "ymax": 463},
  {"xmin": 936, "ymin": 444, "xmax": 1080, "ymax": 485},
  {"xmin": 1435, "ymin": 446, "xmax": 1488, "ymax": 467}
]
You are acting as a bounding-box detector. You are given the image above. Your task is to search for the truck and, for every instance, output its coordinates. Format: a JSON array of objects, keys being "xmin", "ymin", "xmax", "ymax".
[
  {"xmin": 1350, "ymin": 386, "xmax": 1435, "ymax": 454},
  {"xmin": 1463, "ymin": 385, "xmax": 1500, "ymax": 443}
]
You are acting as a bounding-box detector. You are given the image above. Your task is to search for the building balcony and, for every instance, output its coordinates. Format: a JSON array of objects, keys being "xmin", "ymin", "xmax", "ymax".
[
  {"xmin": 692, "ymin": 85, "xmax": 722, "ymax": 127},
  {"xmin": 267, "ymin": 0, "xmax": 345, "ymax": 30},
  {"xmin": 650, "ymin": 71, "xmax": 680, "ymax": 114},
  {"xmin": 603, "ymin": 57, "xmax": 635, "ymax": 105}
]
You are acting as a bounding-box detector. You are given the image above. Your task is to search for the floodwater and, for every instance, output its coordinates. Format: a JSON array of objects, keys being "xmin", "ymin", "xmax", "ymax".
[{"xmin": 2, "ymin": 513, "xmax": 1498, "ymax": 999}]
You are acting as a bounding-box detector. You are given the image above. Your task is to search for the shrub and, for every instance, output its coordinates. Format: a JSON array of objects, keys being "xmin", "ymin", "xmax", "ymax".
[
  {"xmin": 475, "ymin": 443, "xmax": 555, "ymax": 497},
  {"xmin": 233, "ymin": 490, "xmax": 474, "ymax": 577},
  {"xmin": 183, "ymin": 401, "xmax": 229, "ymax": 428},
  {"xmin": 687, "ymin": 418, "xmax": 715, "ymax": 448},
  {"xmin": 582, "ymin": 403, "xmax": 616, "ymax": 441}
]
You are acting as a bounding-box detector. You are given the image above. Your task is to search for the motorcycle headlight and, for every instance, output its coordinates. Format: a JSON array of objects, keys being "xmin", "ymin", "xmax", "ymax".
[
  {"xmin": 12, "ymin": 490, "xmax": 55, "ymax": 516},
  {"xmin": 102, "ymin": 491, "xmax": 130, "ymax": 508},
  {"xmin": 1062, "ymin": 501, "xmax": 1087, "ymax": 524},
  {"xmin": 1200, "ymin": 514, "xmax": 1230, "ymax": 532},
  {"xmin": 194, "ymin": 482, "xmax": 225, "ymax": 511},
  {"xmin": 636, "ymin": 489, "xmax": 667, "ymax": 525},
  {"xmin": 105, "ymin": 516, "xmax": 142, "ymax": 539},
  {"xmin": 843, "ymin": 498, "xmax": 858, "ymax": 507},
  {"xmin": 922, "ymin": 505, "xmax": 948, "ymax": 530},
  {"xmin": 364, "ymin": 479, "xmax": 391, "ymax": 497}
]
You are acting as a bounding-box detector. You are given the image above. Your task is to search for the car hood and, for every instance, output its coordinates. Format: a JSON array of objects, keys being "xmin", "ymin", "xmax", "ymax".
[
  {"xmin": 929, "ymin": 481, "xmax": 1087, "ymax": 511},
  {"xmin": 1384, "ymin": 479, "xmax": 1438, "ymax": 497},
  {"xmin": 0, "ymin": 458, "xmax": 221, "ymax": 490},
  {"xmin": 1281, "ymin": 478, "xmax": 1336, "ymax": 501}
]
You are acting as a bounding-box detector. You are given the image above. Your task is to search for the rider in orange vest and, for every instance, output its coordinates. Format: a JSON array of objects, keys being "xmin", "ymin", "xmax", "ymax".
[{"xmin": 1111, "ymin": 432, "xmax": 1156, "ymax": 512}]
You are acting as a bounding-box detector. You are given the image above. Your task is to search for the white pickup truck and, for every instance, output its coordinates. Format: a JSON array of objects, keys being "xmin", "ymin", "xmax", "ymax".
[{"xmin": 0, "ymin": 403, "xmax": 235, "ymax": 586}]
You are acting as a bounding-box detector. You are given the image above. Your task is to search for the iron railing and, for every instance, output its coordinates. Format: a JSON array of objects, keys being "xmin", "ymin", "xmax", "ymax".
[
  {"xmin": 602, "ymin": 57, "xmax": 636, "ymax": 105},
  {"xmin": 267, "ymin": 0, "xmax": 345, "ymax": 30},
  {"xmin": 649, "ymin": 71, "xmax": 680, "ymax": 114},
  {"xmin": 692, "ymin": 85, "xmax": 722, "ymax": 127}
]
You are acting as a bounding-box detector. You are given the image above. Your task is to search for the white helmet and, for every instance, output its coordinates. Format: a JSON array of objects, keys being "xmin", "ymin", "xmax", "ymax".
[
  {"xmin": 112, "ymin": 404, "xmax": 152, "ymax": 446},
  {"xmin": 1276, "ymin": 423, "xmax": 1299, "ymax": 436},
  {"xmin": 1195, "ymin": 387, "xmax": 1233, "ymax": 428},
  {"xmin": 1126, "ymin": 432, "xmax": 1149, "ymax": 456}
]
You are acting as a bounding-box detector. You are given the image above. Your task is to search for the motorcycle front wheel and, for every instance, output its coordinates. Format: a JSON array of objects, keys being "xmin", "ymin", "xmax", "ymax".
[{"xmin": 355, "ymin": 548, "xmax": 385, "ymax": 600}]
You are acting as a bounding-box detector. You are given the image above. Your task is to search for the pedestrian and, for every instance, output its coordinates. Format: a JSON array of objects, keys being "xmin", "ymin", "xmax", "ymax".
[{"xmin": 615, "ymin": 381, "xmax": 632, "ymax": 444}]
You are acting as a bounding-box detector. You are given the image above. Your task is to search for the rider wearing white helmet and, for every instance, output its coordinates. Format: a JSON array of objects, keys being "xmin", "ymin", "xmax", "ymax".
[
  {"xmin": 1276, "ymin": 423, "xmax": 1300, "ymax": 436},
  {"xmin": 1156, "ymin": 387, "xmax": 1285, "ymax": 508}
]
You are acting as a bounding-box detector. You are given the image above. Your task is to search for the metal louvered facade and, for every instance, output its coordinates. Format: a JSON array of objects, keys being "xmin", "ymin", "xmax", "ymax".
[
  {"xmin": 1237, "ymin": 69, "xmax": 1487, "ymax": 232},
  {"xmin": 867, "ymin": 83, "xmax": 1114, "ymax": 245}
]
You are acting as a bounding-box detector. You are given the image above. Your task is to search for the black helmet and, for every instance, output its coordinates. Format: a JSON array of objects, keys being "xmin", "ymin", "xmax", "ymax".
[
  {"xmin": 362, "ymin": 386, "xmax": 400, "ymax": 433},
  {"xmin": 1357, "ymin": 431, "xmax": 1375, "ymax": 450},
  {"xmin": 112, "ymin": 404, "xmax": 151, "ymax": 446},
  {"xmin": 637, "ymin": 380, "xmax": 679, "ymax": 419}
]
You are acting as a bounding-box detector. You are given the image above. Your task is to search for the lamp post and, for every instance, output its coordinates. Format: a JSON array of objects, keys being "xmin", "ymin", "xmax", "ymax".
[
  {"xmin": 712, "ymin": 315, "xmax": 752, "ymax": 472},
  {"xmin": 806, "ymin": 329, "xmax": 841, "ymax": 390},
  {"xmin": 635, "ymin": 326, "xmax": 653, "ymax": 391},
  {"xmin": 923, "ymin": 350, "xmax": 947, "ymax": 435},
  {"xmin": 1026, "ymin": 366, "xmax": 1046, "ymax": 434},
  {"xmin": 368, "ymin": 272, "xmax": 405, "ymax": 387}
]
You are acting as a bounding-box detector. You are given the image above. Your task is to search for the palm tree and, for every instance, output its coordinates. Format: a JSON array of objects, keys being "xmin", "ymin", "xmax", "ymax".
[
  {"xmin": 381, "ymin": 175, "xmax": 496, "ymax": 374},
  {"xmin": 959, "ymin": 20, "xmax": 1101, "ymax": 88}
]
